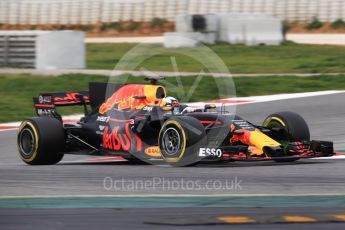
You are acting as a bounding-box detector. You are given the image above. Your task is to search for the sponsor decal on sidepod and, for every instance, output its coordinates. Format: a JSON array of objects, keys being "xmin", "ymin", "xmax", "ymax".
[{"xmin": 144, "ymin": 146, "xmax": 161, "ymax": 157}]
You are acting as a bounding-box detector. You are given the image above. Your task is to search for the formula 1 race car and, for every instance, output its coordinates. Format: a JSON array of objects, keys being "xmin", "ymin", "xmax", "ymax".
[{"xmin": 17, "ymin": 79, "xmax": 334, "ymax": 166}]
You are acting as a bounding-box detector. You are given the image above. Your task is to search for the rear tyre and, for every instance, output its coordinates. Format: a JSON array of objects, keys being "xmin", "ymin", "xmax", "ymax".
[
  {"xmin": 263, "ymin": 111, "xmax": 310, "ymax": 162},
  {"xmin": 159, "ymin": 116, "xmax": 207, "ymax": 167},
  {"xmin": 17, "ymin": 117, "xmax": 65, "ymax": 165}
]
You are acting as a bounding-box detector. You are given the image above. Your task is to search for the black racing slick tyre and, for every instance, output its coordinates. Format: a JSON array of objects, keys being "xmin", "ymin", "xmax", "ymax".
[
  {"xmin": 17, "ymin": 117, "xmax": 65, "ymax": 165},
  {"xmin": 263, "ymin": 111, "xmax": 310, "ymax": 141},
  {"xmin": 263, "ymin": 111, "xmax": 310, "ymax": 162},
  {"xmin": 159, "ymin": 116, "xmax": 207, "ymax": 167}
]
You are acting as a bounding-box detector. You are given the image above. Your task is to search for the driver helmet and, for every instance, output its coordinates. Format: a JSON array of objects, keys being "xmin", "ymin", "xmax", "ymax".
[{"xmin": 162, "ymin": 96, "xmax": 178, "ymax": 106}]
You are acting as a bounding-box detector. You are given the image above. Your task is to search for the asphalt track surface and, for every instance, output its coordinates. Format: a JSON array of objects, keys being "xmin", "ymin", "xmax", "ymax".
[{"xmin": 0, "ymin": 92, "xmax": 345, "ymax": 229}]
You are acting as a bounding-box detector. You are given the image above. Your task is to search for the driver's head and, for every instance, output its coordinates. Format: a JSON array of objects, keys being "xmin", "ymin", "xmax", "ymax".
[{"xmin": 162, "ymin": 96, "xmax": 178, "ymax": 106}]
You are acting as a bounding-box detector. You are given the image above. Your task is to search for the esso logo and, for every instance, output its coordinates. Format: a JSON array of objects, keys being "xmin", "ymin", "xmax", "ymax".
[{"xmin": 198, "ymin": 148, "xmax": 222, "ymax": 158}]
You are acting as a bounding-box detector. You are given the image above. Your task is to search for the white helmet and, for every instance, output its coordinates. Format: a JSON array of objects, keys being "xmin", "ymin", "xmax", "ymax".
[{"xmin": 162, "ymin": 96, "xmax": 178, "ymax": 106}]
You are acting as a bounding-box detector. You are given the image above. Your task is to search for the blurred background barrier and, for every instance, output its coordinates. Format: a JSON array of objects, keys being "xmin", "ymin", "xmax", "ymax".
[
  {"xmin": 172, "ymin": 13, "xmax": 283, "ymax": 47},
  {"xmin": 0, "ymin": 0, "xmax": 345, "ymax": 25},
  {"xmin": 0, "ymin": 31, "xmax": 85, "ymax": 69}
]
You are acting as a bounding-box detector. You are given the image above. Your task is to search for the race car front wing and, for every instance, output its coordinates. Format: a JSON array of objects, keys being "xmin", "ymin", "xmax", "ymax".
[{"xmin": 220, "ymin": 140, "xmax": 334, "ymax": 161}]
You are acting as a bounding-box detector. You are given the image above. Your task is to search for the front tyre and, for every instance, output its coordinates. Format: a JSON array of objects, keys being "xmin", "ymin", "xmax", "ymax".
[
  {"xmin": 159, "ymin": 116, "xmax": 206, "ymax": 167},
  {"xmin": 17, "ymin": 117, "xmax": 65, "ymax": 165},
  {"xmin": 263, "ymin": 111, "xmax": 310, "ymax": 141},
  {"xmin": 263, "ymin": 111, "xmax": 310, "ymax": 162}
]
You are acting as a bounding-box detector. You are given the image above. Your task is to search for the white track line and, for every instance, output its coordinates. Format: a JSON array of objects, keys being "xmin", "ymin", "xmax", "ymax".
[
  {"xmin": 0, "ymin": 115, "xmax": 82, "ymax": 132},
  {"xmin": 313, "ymin": 155, "xmax": 345, "ymax": 160},
  {"xmin": 190, "ymin": 90, "xmax": 345, "ymax": 108}
]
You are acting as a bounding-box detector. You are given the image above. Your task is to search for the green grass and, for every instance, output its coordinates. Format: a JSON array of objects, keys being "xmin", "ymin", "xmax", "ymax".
[
  {"xmin": 0, "ymin": 74, "xmax": 107, "ymax": 122},
  {"xmin": 234, "ymin": 75, "xmax": 345, "ymax": 96},
  {"xmin": 1, "ymin": 74, "xmax": 345, "ymax": 122},
  {"xmin": 87, "ymin": 42, "xmax": 345, "ymax": 73}
]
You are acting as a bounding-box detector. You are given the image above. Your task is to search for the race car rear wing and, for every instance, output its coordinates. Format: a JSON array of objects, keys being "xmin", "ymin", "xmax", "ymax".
[
  {"xmin": 32, "ymin": 83, "xmax": 125, "ymax": 121},
  {"xmin": 33, "ymin": 92, "xmax": 89, "ymax": 120}
]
